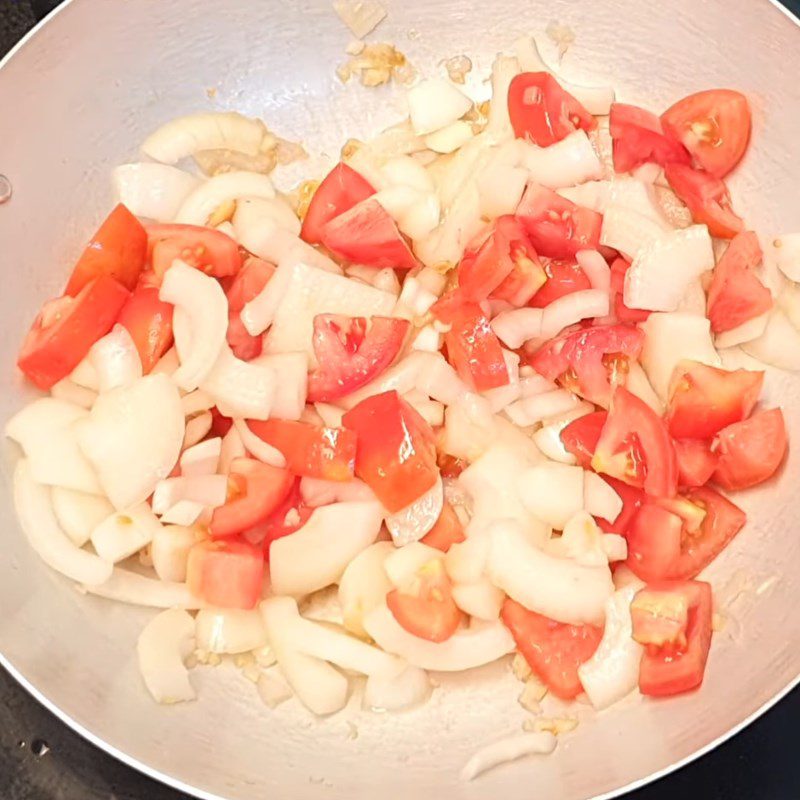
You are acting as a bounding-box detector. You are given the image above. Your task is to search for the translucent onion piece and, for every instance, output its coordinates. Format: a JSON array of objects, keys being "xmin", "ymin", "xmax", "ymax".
[
  {"xmin": 576, "ymin": 249, "xmax": 611, "ymax": 293},
  {"xmin": 201, "ymin": 345, "xmax": 276, "ymax": 420},
  {"xmin": 505, "ymin": 389, "xmax": 580, "ymax": 428},
  {"xmin": 51, "ymin": 487, "xmax": 114, "ymax": 547},
  {"xmin": 584, "ymin": 472, "xmax": 622, "ymax": 523},
  {"xmin": 424, "ymin": 120, "xmax": 474, "ymax": 154},
  {"xmin": 151, "ymin": 524, "xmax": 198, "ymax": 583},
  {"xmin": 383, "ymin": 542, "xmax": 443, "ymax": 588},
  {"xmin": 234, "ymin": 419, "xmax": 287, "ymax": 468},
  {"xmin": 460, "ymin": 732, "xmax": 557, "ymax": 781},
  {"xmin": 541, "ymin": 289, "xmax": 609, "ymax": 339},
  {"xmin": 91, "ymin": 502, "xmax": 162, "ymax": 564},
  {"xmin": 364, "ymin": 664, "xmax": 431, "ymax": 711},
  {"xmin": 136, "ymin": 609, "xmax": 196, "ymax": 704},
  {"xmin": 181, "ymin": 389, "xmax": 215, "ymax": 417},
  {"xmin": 385, "ymin": 475, "xmax": 444, "ymax": 546},
  {"xmin": 182, "ymin": 412, "xmax": 212, "ymax": 449},
  {"xmin": 112, "ymin": 163, "xmax": 200, "ymax": 222},
  {"xmin": 451, "ymin": 579, "xmax": 505, "ymax": 621},
  {"xmin": 254, "ymin": 352, "xmax": 308, "ymax": 420},
  {"xmin": 407, "ymin": 78, "xmax": 472, "ymax": 135},
  {"xmin": 517, "ymin": 463, "xmax": 584, "ymax": 530},
  {"xmin": 179, "ymin": 437, "xmax": 222, "ymax": 477},
  {"xmin": 151, "ymin": 474, "xmax": 228, "ymax": 515},
  {"xmin": 89, "ymin": 324, "xmax": 143, "ymax": 393},
  {"xmin": 491, "ymin": 308, "xmax": 543, "ymax": 349},
  {"xmin": 519, "ymin": 131, "xmax": 603, "ymax": 189},
  {"xmin": 715, "ymin": 312, "xmax": 770, "ymax": 350},
  {"xmin": 741, "ymin": 308, "xmax": 800, "ymax": 371},
  {"xmin": 50, "ymin": 378, "xmax": 97, "ymax": 409},
  {"xmin": 338, "ymin": 541, "xmax": 395, "ymax": 638},
  {"xmin": 176, "ymin": 171, "xmax": 275, "ymax": 225},
  {"xmin": 159, "ymin": 501, "xmax": 204, "ymax": 527},
  {"xmin": 81, "ymin": 568, "xmax": 203, "ymax": 608},
  {"xmin": 195, "ymin": 608, "xmax": 267, "ymax": 654},
  {"xmin": 600, "ymin": 206, "xmax": 666, "ymax": 260},
  {"xmin": 485, "ymin": 55, "xmax": 521, "ymax": 142}
]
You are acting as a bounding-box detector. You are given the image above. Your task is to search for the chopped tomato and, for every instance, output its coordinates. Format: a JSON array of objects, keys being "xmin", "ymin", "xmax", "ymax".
[
  {"xmin": 210, "ymin": 406, "xmax": 233, "ymax": 438},
  {"xmin": 320, "ymin": 197, "xmax": 418, "ymax": 270},
  {"xmin": 242, "ymin": 478, "xmax": 314, "ymax": 554},
  {"xmin": 64, "ymin": 204, "xmax": 147, "ymax": 296},
  {"xmin": 225, "ymin": 257, "xmax": 274, "ymax": 360},
  {"xmin": 631, "ymin": 586, "xmax": 690, "ymax": 649},
  {"xmin": 307, "ymin": 315, "xmax": 410, "ymax": 402},
  {"xmin": 421, "ymin": 503, "xmax": 466, "ymax": 552},
  {"xmin": 592, "ymin": 387, "xmax": 678, "ymax": 497},
  {"xmin": 528, "ymin": 259, "xmax": 592, "ymax": 308},
  {"xmin": 342, "ymin": 390, "xmax": 438, "ymax": 512},
  {"xmin": 712, "ymin": 408, "xmax": 787, "ymax": 491},
  {"xmin": 507, "ymin": 72, "xmax": 597, "ymax": 146},
  {"xmin": 17, "ymin": 276, "xmax": 130, "ymax": 390},
  {"xmin": 595, "ymin": 476, "xmax": 645, "ymax": 537},
  {"xmin": 706, "ymin": 231, "xmax": 773, "ymax": 333},
  {"xmin": 500, "ymin": 599, "xmax": 603, "ymax": 699},
  {"xmin": 560, "ymin": 410, "xmax": 608, "ymax": 468},
  {"xmin": 608, "ymin": 103, "xmax": 691, "ymax": 173},
  {"xmin": 148, "ymin": 223, "xmax": 242, "ymax": 280},
  {"xmin": 674, "ymin": 439, "xmax": 719, "ymax": 488},
  {"xmin": 116, "ymin": 285, "xmax": 174, "ymax": 374},
  {"xmin": 625, "ymin": 504, "xmax": 683, "ymax": 581},
  {"xmin": 663, "ymin": 163, "xmax": 743, "ymax": 239},
  {"xmin": 666, "ymin": 361, "xmax": 763, "ymax": 439},
  {"xmin": 247, "ymin": 419, "xmax": 357, "ymax": 482},
  {"xmin": 186, "ymin": 538, "xmax": 264, "ymax": 610},
  {"xmin": 637, "ymin": 580, "xmax": 713, "ymax": 697},
  {"xmin": 300, "ymin": 162, "xmax": 376, "ymax": 245},
  {"xmin": 530, "ymin": 324, "xmax": 644, "ymax": 406},
  {"xmin": 437, "ymin": 452, "xmax": 468, "ymax": 479},
  {"xmin": 609, "ymin": 258, "xmax": 651, "ymax": 323},
  {"xmin": 209, "ymin": 458, "xmax": 294, "ymax": 539},
  {"xmin": 661, "ymin": 89, "xmax": 751, "ymax": 178},
  {"xmin": 516, "ymin": 184, "xmax": 603, "ymax": 260}
]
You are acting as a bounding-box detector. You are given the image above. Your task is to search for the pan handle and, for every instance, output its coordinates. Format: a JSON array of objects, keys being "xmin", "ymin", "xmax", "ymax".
[{"xmin": 31, "ymin": 0, "xmax": 64, "ymax": 21}]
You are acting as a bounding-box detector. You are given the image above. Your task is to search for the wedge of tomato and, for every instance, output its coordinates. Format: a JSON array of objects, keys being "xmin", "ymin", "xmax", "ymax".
[
  {"xmin": 300, "ymin": 162, "xmax": 376, "ymax": 245},
  {"xmin": 421, "ymin": 503, "xmax": 466, "ymax": 552},
  {"xmin": 712, "ymin": 408, "xmax": 787, "ymax": 491},
  {"xmin": 528, "ymin": 259, "xmax": 592, "ymax": 308},
  {"xmin": 225, "ymin": 257, "xmax": 274, "ymax": 360},
  {"xmin": 609, "ymin": 103, "xmax": 691, "ymax": 173},
  {"xmin": 673, "ymin": 439, "xmax": 719, "ymax": 488},
  {"xmin": 320, "ymin": 197, "xmax": 417, "ymax": 270},
  {"xmin": 661, "ymin": 89, "xmax": 751, "ymax": 178},
  {"xmin": 560, "ymin": 411, "xmax": 608, "ymax": 468},
  {"xmin": 609, "ymin": 258, "xmax": 650, "ymax": 323},
  {"xmin": 666, "ymin": 361, "xmax": 763, "ymax": 439},
  {"xmin": 186, "ymin": 538, "xmax": 264, "ymax": 610},
  {"xmin": 501, "ymin": 599, "xmax": 603, "ymax": 699},
  {"xmin": 706, "ymin": 231, "xmax": 773, "ymax": 334},
  {"xmin": 307, "ymin": 315, "xmax": 410, "ymax": 402},
  {"xmin": 241, "ymin": 478, "xmax": 314, "ymax": 554},
  {"xmin": 117, "ymin": 285, "xmax": 174, "ymax": 374},
  {"xmin": 64, "ymin": 204, "xmax": 147, "ymax": 296},
  {"xmin": 595, "ymin": 476, "xmax": 645, "ymax": 537},
  {"xmin": 17, "ymin": 276, "xmax": 130, "ymax": 390},
  {"xmin": 148, "ymin": 223, "xmax": 242, "ymax": 280},
  {"xmin": 507, "ymin": 72, "xmax": 597, "ymax": 146},
  {"xmin": 342, "ymin": 390, "xmax": 438, "ymax": 512}
]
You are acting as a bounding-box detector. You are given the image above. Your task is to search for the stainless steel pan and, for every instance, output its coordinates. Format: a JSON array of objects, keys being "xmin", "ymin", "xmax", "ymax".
[{"xmin": 1, "ymin": 1, "xmax": 799, "ymax": 798}]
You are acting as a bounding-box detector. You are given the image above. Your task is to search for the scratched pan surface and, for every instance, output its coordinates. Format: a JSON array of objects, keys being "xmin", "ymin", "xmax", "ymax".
[{"xmin": 0, "ymin": 1, "xmax": 799, "ymax": 798}]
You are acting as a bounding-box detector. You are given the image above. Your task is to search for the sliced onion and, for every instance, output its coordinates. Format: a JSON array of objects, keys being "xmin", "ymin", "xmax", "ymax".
[
  {"xmin": 91, "ymin": 502, "xmax": 162, "ymax": 564},
  {"xmin": 182, "ymin": 411, "xmax": 212, "ymax": 449},
  {"xmin": 600, "ymin": 206, "xmax": 666, "ymax": 260},
  {"xmin": 200, "ymin": 345, "xmax": 276, "ymax": 420},
  {"xmin": 269, "ymin": 501, "xmax": 384, "ymax": 597},
  {"xmin": 51, "ymin": 487, "xmax": 114, "ymax": 548},
  {"xmin": 77, "ymin": 374, "xmax": 184, "ymax": 509},
  {"xmin": 300, "ymin": 476, "xmax": 375, "ymax": 508},
  {"xmin": 218, "ymin": 426, "xmax": 246, "ymax": 475},
  {"xmin": 531, "ymin": 403, "xmax": 594, "ymax": 464},
  {"xmin": 558, "ymin": 180, "xmax": 611, "ymax": 212},
  {"xmin": 461, "ymin": 732, "xmax": 557, "ymax": 781},
  {"xmin": 715, "ymin": 312, "xmax": 770, "ymax": 349},
  {"xmin": 231, "ymin": 195, "xmax": 301, "ymax": 260},
  {"xmin": 481, "ymin": 349, "xmax": 521, "ymax": 413},
  {"xmin": 50, "ymin": 378, "xmax": 97, "ymax": 409},
  {"xmin": 151, "ymin": 524, "xmax": 198, "ymax": 582},
  {"xmin": 13, "ymin": 460, "xmax": 112, "ymax": 586},
  {"xmin": 519, "ymin": 371, "xmax": 558, "ymax": 397},
  {"xmin": 395, "ymin": 275, "xmax": 438, "ymax": 317},
  {"xmin": 407, "ymin": 78, "xmax": 472, "ymax": 135},
  {"xmin": 195, "ymin": 608, "xmax": 267, "ymax": 654},
  {"xmin": 505, "ymin": 389, "xmax": 580, "ymax": 427},
  {"xmin": 152, "ymin": 475, "xmax": 228, "ymax": 515},
  {"xmin": 541, "ymin": 289, "xmax": 609, "ymax": 338},
  {"xmin": 405, "ymin": 395, "xmax": 445, "ymax": 427},
  {"xmin": 241, "ymin": 259, "xmax": 295, "ymax": 335},
  {"xmin": 175, "ymin": 171, "xmax": 275, "ymax": 225},
  {"xmin": 742, "ymin": 308, "xmax": 800, "ymax": 371},
  {"xmin": 70, "ymin": 353, "xmax": 100, "ymax": 391},
  {"xmin": 584, "ymin": 471, "xmax": 622, "ymax": 523},
  {"xmin": 517, "ymin": 463, "xmax": 584, "ymax": 530},
  {"xmin": 365, "ymin": 122, "xmax": 427, "ymax": 160},
  {"xmin": 576, "ymin": 249, "xmax": 611, "ymax": 293},
  {"xmin": 364, "ymin": 663, "xmax": 431, "ymax": 711},
  {"xmin": 487, "ymin": 519, "xmax": 614, "ymax": 625},
  {"xmin": 180, "ymin": 437, "xmax": 222, "ymax": 477},
  {"xmin": 234, "ymin": 419, "xmax": 286, "ymax": 467},
  {"xmin": 451, "ymin": 579, "xmax": 505, "ymax": 621},
  {"xmin": 385, "ymin": 475, "xmax": 444, "ymax": 546},
  {"xmin": 346, "ymin": 265, "xmax": 402, "ymax": 295},
  {"xmin": 415, "ymin": 351, "xmax": 473, "ymax": 406},
  {"xmin": 89, "ymin": 324, "xmax": 143, "ymax": 392},
  {"xmin": 485, "ymin": 55, "xmax": 521, "ymax": 141},
  {"xmin": 424, "ymin": 120, "xmax": 474, "ymax": 154},
  {"xmin": 137, "ymin": 609, "xmax": 196, "ymax": 704},
  {"xmin": 312, "ymin": 402, "xmax": 344, "ymax": 429},
  {"xmin": 381, "ymin": 155, "xmax": 435, "ymax": 193},
  {"xmin": 772, "ymin": 232, "xmax": 800, "ymax": 281},
  {"xmin": 159, "ymin": 501, "xmax": 204, "ymax": 527},
  {"xmin": 383, "ymin": 542, "xmax": 443, "ymax": 587},
  {"xmin": 603, "ymin": 533, "xmax": 628, "ymax": 563},
  {"xmin": 336, "ymin": 351, "xmax": 428, "ymax": 410},
  {"xmin": 112, "ymin": 163, "xmax": 200, "ymax": 222},
  {"xmin": 445, "ymin": 533, "xmax": 491, "ymax": 585},
  {"xmin": 338, "ymin": 541, "xmax": 395, "ymax": 638},
  {"xmin": 180, "ymin": 389, "xmax": 215, "ymax": 417},
  {"xmin": 151, "ymin": 346, "xmax": 180, "ymax": 378},
  {"xmin": 519, "ymin": 131, "xmax": 603, "ymax": 189},
  {"xmin": 478, "ymin": 161, "xmax": 528, "ymax": 219},
  {"xmin": 81, "ymin": 568, "xmax": 203, "ymax": 608},
  {"xmin": 491, "ymin": 307, "xmax": 543, "ymax": 349}
]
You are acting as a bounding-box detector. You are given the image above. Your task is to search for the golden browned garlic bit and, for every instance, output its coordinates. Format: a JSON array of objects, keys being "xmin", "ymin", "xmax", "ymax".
[
  {"xmin": 338, "ymin": 43, "xmax": 415, "ymax": 87},
  {"xmin": 443, "ymin": 55, "xmax": 473, "ymax": 85}
]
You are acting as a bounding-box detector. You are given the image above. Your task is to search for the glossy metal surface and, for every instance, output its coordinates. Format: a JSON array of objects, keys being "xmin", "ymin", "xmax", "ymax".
[{"xmin": 0, "ymin": 1, "xmax": 799, "ymax": 798}]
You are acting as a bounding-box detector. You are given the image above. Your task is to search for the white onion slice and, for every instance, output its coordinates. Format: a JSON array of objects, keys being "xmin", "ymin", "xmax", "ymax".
[
  {"xmin": 136, "ymin": 609, "xmax": 196, "ymax": 704},
  {"xmin": 180, "ymin": 437, "xmax": 222, "ymax": 477},
  {"xmin": 385, "ymin": 476, "xmax": 444, "ymax": 546},
  {"xmin": 219, "ymin": 426, "xmax": 246, "ymax": 475},
  {"xmin": 346, "ymin": 264, "xmax": 402, "ymax": 295},
  {"xmin": 181, "ymin": 389, "xmax": 215, "ymax": 417},
  {"xmin": 395, "ymin": 275, "xmax": 438, "ymax": 317},
  {"xmin": 715, "ymin": 312, "xmax": 770, "ymax": 349},
  {"xmin": 517, "ymin": 463, "xmax": 584, "ymax": 530},
  {"xmin": 505, "ymin": 389, "xmax": 580, "ymax": 427},
  {"xmin": 491, "ymin": 308, "xmax": 543, "ymax": 349},
  {"xmin": 549, "ymin": 512, "xmax": 611, "ymax": 567},
  {"xmin": 257, "ymin": 671, "xmax": 293, "ymax": 708},
  {"xmin": 251, "ymin": 353, "xmax": 307, "ymax": 421},
  {"xmin": 484, "ymin": 55, "xmax": 521, "ymax": 141},
  {"xmin": 741, "ymin": 308, "xmax": 800, "ymax": 371},
  {"xmin": 175, "ymin": 171, "xmax": 275, "ymax": 225},
  {"xmin": 557, "ymin": 180, "xmax": 610, "ymax": 212},
  {"xmin": 195, "ymin": 608, "xmax": 267, "ymax": 654},
  {"xmin": 91, "ymin": 503, "xmax": 162, "ymax": 564},
  {"xmin": 201, "ymin": 345, "xmax": 276, "ymax": 420},
  {"xmin": 338, "ymin": 541, "xmax": 395, "ymax": 638},
  {"xmin": 333, "ymin": 0, "xmax": 387, "ymax": 38},
  {"xmin": 151, "ymin": 524, "xmax": 197, "ymax": 583},
  {"xmin": 77, "ymin": 374, "xmax": 184, "ymax": 509},
  {"xmin": 478, "ymin": 161, "xmax": 528, "ymax": 219},
  {"xmin": 151, "ymin": 346, "xmax": 180, "ymax": 378},
  {"xmin": 13, "ymin": 460, "xmax": 112, "ymax": 586},
  {"xmin": 89, "ymin": 324, "xmax": 143, "ymax": 393},
  {"xmin": 112, "ymin": 163, "xmax": 200, "ymax": 222},
  {"xmin": 314, "ymin": 402, "xmax": 346, "ymax": 428},
  {"xmin": 519, "ymin": 131, "xmax": 603, "ymax": 189},
  {"xmin": 50, "ymin": 378, "xmax": 97, "ymax": 409},
  {"xmin": 576, "ymin": 249, "xmax": 611, "ymax": 293},
  {"xmin": 481, "ymin": 349, "xmax": 521, "ymax": 413},
  {"xmin": 299, "ymin": 477, "xmax": 375, "ymax": 508},
  {"xmin": 159, "ymin": 501, "xmax": 204, "ymax": 526},
  {"xmin": 541, "ymin": 289, "xmax": 609, "ymax": 339},
  {"xmin": 407, "ymin": 78, "xmax": 472, "ymax": 135},
  {"xmin": 600, "ymin": 206, "xmax": 666, "ymax": 260},
  {"xmin": 530, "ymin": 402, "xmax": 594, "ymax": 464},
  {"xmin": 233, "ymin": 419, "xmax": 286, "ymax": 468},
  {"xmin": 424, "ymin": 120, "xmax": 474, "ymax": 154},
  {"xmin": 445, "ymin": 534, "xmax": 492, "ymax": 585},
  {"xmin": 269, "ymin": 501, "xmax": 384, "ymax": 597},
  {"xmin": 364, "ymin": 664, "xmax": 432, "ymax": 711},
  {"xmin": 160, "ymin": 261, "xmax": 228, "ymax": 391},
  {"xmin": 182, "ymin": 412, "xmax": 212, "ymax": 449},
  {"xmin": 383, "ymin": 542, "xmax": 443, "ymax": 588},
  {"xmin": 231, "ymin": 196, "xmax": 302, "ymax": 260},
  {"xmin": 460, "ymin": 732, "xmax": 557, "ymax": 781},
  {"xmin": 152, "ymin": 475, "xmax": 228, "ymax": 515},
  {"xmin": 452, "ymin": 579, "xmax": 505, "ymax": 621},
  {"xmin": 51, "ymin": 487, "xmax": 114, "ymax": 548},
  {"xmin": 81, "ymin": 568, "xmax": 203, "ymax": 608},
  {"xmin": 584, "ymin": 472, "xmax": 622, "ymax": 523},
  {"xmin": 336, "ymin": 351, "xmax": 428, "ymax": 410},
  {"xmin": 70, "ymin": 355, "xmax": 100, "ymax": 391}
]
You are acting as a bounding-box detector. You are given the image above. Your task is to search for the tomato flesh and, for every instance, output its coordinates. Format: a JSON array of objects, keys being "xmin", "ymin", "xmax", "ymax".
[
  {"xmin": 609, "ymin": 103, "xmax": 690, "ymax": 173},
  {"xmin": 186, "ymin": 539, "xmax": 264, "ymax": 610},
  {"xmin": 242, "ymin": 478, "xmax": 314, "ymax": 554},
  {"xmin": 631, "ymin": 587, "xmax": 690, "ymax": 649},
  {"xmin": 421, "ymin": 503, "xmax": 466, "ymax": 552},
  {"xmin": 560, "ymin": 411, "xmax": 608, "ymax": 468},
  {"xmin": 117, "ymin": 285, "xmax": 174, "ymax": 374},
  {"xmin": 595, "ymin": 476, "xmax": 645, "ymax": 536},
  {"xmin": 528, "ymin": 259, "xmax": 592, "ymax": 308},
  {"xmin": 225, "ymin": 257, "xmax": 274, "ymax": 361},
  {"xmin": 609, "ymin": 258, "xmax": 650, "ymax": 323},
  {"xmin": 148, "ymin": 223, "xmax": 242, "ymax": 280},
  {"xmin": 673, "ymin": 439, "xmax": 719, "ymax": 488}
]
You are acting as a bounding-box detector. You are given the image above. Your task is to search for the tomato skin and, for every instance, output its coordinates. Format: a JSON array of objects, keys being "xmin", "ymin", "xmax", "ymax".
[
  {"xmin": 637, "ymin": 580, "xmax": 713, "ymax": 697},
  {"xmin": 609, "ymin": 103, "xmax": 691, "ymax": 173},
  {"xmin": 148, "ymin": 223, "xmax": 242, "ymax": 280},
  {"xmin": 209, "ymin": 458, "xmax": 295, "ymax": 539},
  {"xmin": 342, "ymin": 390, "xmax": 439, "ymax": 512},
  {"xmin": 661, "ymin": 89, "xmax": 751, "ymax": 178},
  {"xmin": 516, "ymin": 184, "xmax": 603, "ymax": 260},
  {"xmin": 625, "ymin": 504, "xmax": 682, "ymax": 581},
  {"xmin": 320, "ymin": 198, "xmax": 418, "ymax": 270},
  {"xmin": 421, "ymin": 503, "xmax": 466, "ymax": 552},
  {"xmin": 712, "ymin": 408, "xmax": 787, "ymax": 491},
  {"xmin": 300, "ymin": 162, "xmax": 376, "ymax": 245},
  {"xmin": 500, "ymin": 599, "xmax": 603, "ymax": 699},
  {"xmin": 247, "ymin": 419, "xmax": 357, "ymax": 482},
  {"xmin": 663, "ymin": 163, "xmax": 743, "ymax": 239},
  {"xmin": 116, "ymin": 285, "xmax": 174, "ymax": 374},
  {"xmin": 224, "ymin": 258, "xmax": 274, "ymax": 361},
  {"xmin": 674, "ymin": 439, "xmax": 719, "ymax": 488},
  {"xmin": 560, "ymin": 411, "xmax": 608, "ymax": 468},
  {"xmin": 609, "ymin": 258, "xmax": 650, "ymax": 323},
  {"xmin": 242, "ymin": 478, "xmax": 314, "ymax": 554},
  {"xmin": 307, "ymin": 315, "xmax": 411, "ymax": 402},
  {"xmin": 666, "ymin": 361, "xmax": 763, "ymax": 440},
  {"xmin": 706, "ymin": 231, "xmax": 773, "ymax": 334},
  {"xmin": 17, "ymin": 276, "xmax": 130, "ymax": 390},
  {"xmin": 507, "ymin": 72, "xmax": 597, "ymax": 146},
  {"xmin": 65, "ymin": 204, "xmax": 147, "ymax": 296},
  {"xmin": 210, "ymin": 406, "xmax": 233, "ymax": 438},
  {"xmin": 595, "ymin": 476, "xmax": 645, "ymax": 536},
  {"xmin": 186, "ymin": 539, "xmax": 264, "ymax": 610},
  {"xmin": 528, "ymin": 259, "xmax": 592, "ymax": 308}
]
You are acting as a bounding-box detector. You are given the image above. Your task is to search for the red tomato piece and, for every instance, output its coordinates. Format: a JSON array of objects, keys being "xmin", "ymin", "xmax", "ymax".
[
  {"xmin": 210, "ymin": 406, "xmax": 233, "ymax": 438},
  {"xmin": 592, "ymin": 387, "xmax": 678, "ymax": 497},
  {"xmin": 225, "ymin": 257, "xmax": 275, "ymax": 360},
  {"xmin": 528, "ymin": 259, "xmax": 592, "ymax": 308},
  {"xmin": 674, "ymin": 439, "xmax": 720, "ymax": 488},
  {"xmin": 712, "ymin": 408, "xmax": 787, "ymax": 491},
  {"xmin": 625, "ymin": 504, "xmax": 683, "ymax": 581},
  {"xmin": 116, "ymin": 285, "xmax": 174, "ymax": 374},
  {"xmin": 530, "ymin": 324, "xmax": 644, "ymax": 406},
  {"xmin": 421, "ymin": 502, "xmax": 466, "ymax": 552},
  {"xmin": 516, "ymin": 184, "xmax": 603, "ymax": 259},
  {"xmin": 609, "ymin": 103, "xmax": 691, "ymax": 173},
  {"xmin": 560, "ymin": 411, "xmax": 608, "ymax": 468},
  {"xmin": 148, "ymin": 223, "xmax": 242, "ymax": 280},
  {"xmin": 242, "ymin": 478, "xmax": 314, "ymax": 554},
  {"xmin": 186, "ymin": 539, "xmax": 264, "ymax": 610},
  {"xmin": 609, "ymin": 258, "xmax": 651, "ymax": 323},
  {"xmin": 209, "ymin": 458, "xmax": 294, "ymax": 539},
  {"xmin": 663, "ymin": 163, "xmax": 743, "ymax": 239},
  {"xmin": 320, "ymin": 198, "xmax": 418, "ymax": 270},
  {"xmin": 307, "ymin": 315, "xmax": 411, "ymax": 402},
  {"xmin": 300, "ymin": 162, "xmax": 376, "ymax": 245},
  {"xmin": 507, "ymin": 72, "xmax": 597, "ymax": 146},
  {"xmin": 64, "ymin": 204, "xmax": 147, "ymax": 296},
  {"xmin": 661, "ymin": 89, "xmax": 751, "ymax": 178},
  {"xmin": 387, "ymin": 559, "xmax": 464, "ymax": 643},
  {"xmin": 637, "ymin": 580, "xmax": 713, "ymax": 697},
  {"xmin": 501, "ymin": 599, "xmax": 603, "ymax": 699},
  {"xmin": 17, "ymin": 276, "xmax": 130, "ymax": 390},
  {"xmin": 342, "ymin": 390, "xmax": 438, "ymax": 512},
  {"xmin": 631, "ymin": 586, "xmax": 690, "ymax": 649},
  {"xmin": 247, "ymin": 419, "xmax": 357, "ymax": 482},
  {"xmin": 706, "ymin": 231, "xmax": 773, "ymax": 334},
  {"xmin": 666, "ymin": 361, "xmax": 764, "ymax": 439},
  {"xmin": 595, "ymin": 476, "xmax": 645, "ymax": 537}
]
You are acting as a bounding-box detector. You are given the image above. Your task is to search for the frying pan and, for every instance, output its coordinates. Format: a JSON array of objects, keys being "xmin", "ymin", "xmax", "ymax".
[{"xmin": 1, "ymin": 1, "xmax": 799, "ymax": 798}]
